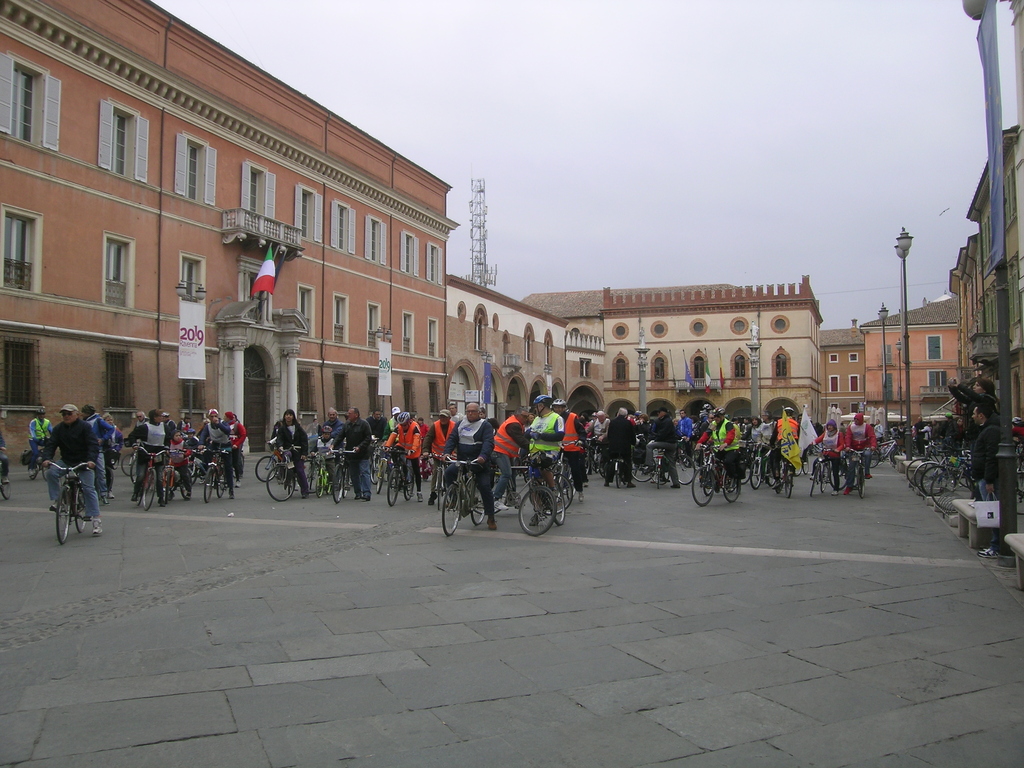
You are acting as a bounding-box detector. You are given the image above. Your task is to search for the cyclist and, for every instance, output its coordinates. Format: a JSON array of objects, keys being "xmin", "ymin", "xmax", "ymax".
[
  {"xmin": 492, "ymin": 406, "xmax": 531, "ymax": 511},
  {"xmin": 442, "ymin": 401, "xmax": 496, "ymax": 529},
  {"xmin": 82, "ymin": 405, "xmax": 115, "ymax": 505},
  {"xmin": 604, "ymin": 407, "xmax": 637, "ymax": 487},
  {"xmin": 526, "ymin": 395, "xmax": 564, "ymax": 493},
  {"xmin": 696, "ymin": 408, "xmax": 743, "ymax": 483},
  {"xmin": 382, "ymin": 406, "xmax": 402, "ymax": 444},
  {"xmin": 841, "ymin": 412, "xmax": 877, "ymax": 495},
  {"xmin": 768, "ymin": 407, "xmax": 799, "ymax": 482},
  {"xmin": 128, "ymin": 409, "xmax": 171, "ymax": 505},
  {"xmin": 813, "ymin": 419, "xmax": 845, "ymax": 495},
  {"xmin": 198, "ymin": 409, "xmax": 237, "ymax": 500},
  {"xmin": 168, "ymin": 429, "xmax": 193, "ymax": 499},
  {"xmin": 423, "ymin": 409, "xmax": 455, "ymax": 505},
  {"xmin": 644, "ymin": 405, "xmax": 681, "ymax": 488},
  {"xmin": 675, "ymin": 409, "xmax": 694, "ymax": 458},
  {"xmin": 27, "ymin": 407, "xmax": 51, "ymax": 474},
  {"xmin": 384, "ymin": 411, "xmax": 424, "ymax": 501},
  {"xmin": 41, "ymin": 404, "xmax": 102, "ymax": 534},
  {"xmin": 224, "ymin": 411, "xmax": 247, "ymax": 485},
  {"xmin": 335, "ymin": 407, "xmax": 374, "ymax": 501},
  {"xmin": 551, "ymin": 399, "xmax": 587, "ymax": 500},
  {"xmin": 103, "ymin": 413, "xmax": 123, "ymax": 499}
]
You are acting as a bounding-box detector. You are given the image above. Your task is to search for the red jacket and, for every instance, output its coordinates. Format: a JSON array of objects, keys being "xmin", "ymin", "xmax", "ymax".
[
  {"xmin": 227, "ymin": 419, "xmax": 247, "ymax": 449},
  {"xmin": 814, "ymin": 429, "xmax": 845, "ymax": 458}
]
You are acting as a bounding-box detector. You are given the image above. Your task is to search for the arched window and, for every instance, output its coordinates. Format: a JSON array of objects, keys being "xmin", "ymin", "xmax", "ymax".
[
  {"xmin": 502, "ymin": 332, "xmax": 511, "ymax": 357},
  {"xmin": 734, "ymin": 354, "xmax": 747, "ymax": 378},
  {"xmin": 524, "ymin": 326, "xmax": 534, "ymax": 362},
  {"xmin": 775, "ymin": 353, "xmax": 788, "ymax": 377},
  {"xmin": 693, "ymin": 355, "xmax": 706, "ymax": 380},
  {"xmin": 653, "ymin": 356, "xmax": 666, "ymax": 381},
  {"xmin": 544, "ymin": 331, "xmax": 553, "ymax": 366},
  {"xmin": 614, "ymin": 357, "xmax": 628, "ymax": 382},
  {"xmin": 473, "ymin": 307, "xmax": 486, "ymax": 351}
]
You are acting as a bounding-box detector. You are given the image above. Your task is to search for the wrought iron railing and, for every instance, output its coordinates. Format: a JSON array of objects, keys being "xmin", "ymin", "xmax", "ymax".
[
  {"xmin": 3, "ymin": 259, "xmax": 31, "ymax": 290},
  {"xmin": 105, "ymin": 280, "xmax": 126, "ymax": 306}
]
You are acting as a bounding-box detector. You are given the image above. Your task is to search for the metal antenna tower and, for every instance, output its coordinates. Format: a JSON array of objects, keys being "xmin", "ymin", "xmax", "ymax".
[{"xmin": 466, "ymin": 178, "xmax": 497, "ymax": 288}]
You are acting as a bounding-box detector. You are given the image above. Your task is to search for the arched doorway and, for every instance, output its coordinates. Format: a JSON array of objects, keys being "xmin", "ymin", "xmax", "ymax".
[
  {"xmin": 764, "ymin": 397, "xmax": 798, "ymax": 419},
  {"xmin": 647, "ymin": 398, "xmax": 676, "ymax": 417},
  {"xmin": 243, "ymin": 347, "xmax": 271, "ymax": 447},
  {"xmin": 506, "ymin": 377, "xmax": 525, "ymax": 416},
  {"xmin": 606, "ymin": 398, "xmax": 636, "ymax": 416},
  {"xmin": 725, "ymin": 398, "xmax": 751, "ymax": 418},
  {"xmin": 449, "ymin": 367, "xmax": 473, "ymax": 415},
  {"xmin": 686, "ymin": 398, "xmax": 714, "ymax": 416}
]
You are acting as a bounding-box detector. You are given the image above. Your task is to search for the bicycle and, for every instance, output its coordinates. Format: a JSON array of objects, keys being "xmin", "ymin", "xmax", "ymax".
[
  {"xmin": 691, "ymin": 447, "xmax": 741, "ymax": 506},
  {"xmin": 517, "ymin": 457, "xmax": 561, "ymax": 536},
  {"xmin": 120, "ymin": 445, "xmax": 140, "ymax": 482},
  {"xmin": 135, "ymin": 447, "xmax": 169, "ymax": 510},
  {"xmin": 308, "ymin": 450, "xmax": 334, "ymax": 498},
  {"xmin": 266, "ymin": 449, "xmax": 297, "ymax": 501},
  {"xmin": 332, "ymin": 450, "xmax": 358, "ymax": 503},
  {"xmin": 843, "ymin": 449, "xmax": 866, "ymax": 498},
  {"xmin": 651, "ymin": 447, "xmax": 669, "ymax": 489},
  {"xmin": 747, "ymin": 444, "xmax": 770, "ymax": 490},
  {"xmin": 51, "ymin": 462, "xmax": 91, "ymax": 544},
  {"xmin": 808, "ymin": 454, "xmax": 836, "ymax": 496},
  {"xmin": 202, "ymin": 448, "xmax": 232, "ymax": 503},
  {"xmin": 372, "ymin": 440, "xmax": 389, "ymax": 495},
  {"xmin": 386, "ymin": 447, "xmax": 414, "ymax": 506},
  {"xmin": 254, "ymin": 440, "xmax": 285, "ymax": 482},
  {"xmin": 675, "ymin": 444, "xmax": 696, "ymax": 485},
  {"xmin": 440, "ymin": 459, "xmax": 486, "ymax": 536}
]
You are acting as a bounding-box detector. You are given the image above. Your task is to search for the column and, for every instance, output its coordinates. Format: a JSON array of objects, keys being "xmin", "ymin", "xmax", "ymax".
[
  {"xmin": 285, "ymin": 350, "xmax": 299, "ymax": 414},
  {"xmin": 232, "ymin": 345, "xmax": 245, "ymax": 425}
]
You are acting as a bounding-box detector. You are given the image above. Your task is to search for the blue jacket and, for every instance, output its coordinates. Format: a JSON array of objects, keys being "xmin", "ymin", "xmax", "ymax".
[
  {"xmin": 86, "ymin": 413, "xmax": 116, "ymax": 445},
  {"xmin": 676, "ymin": 417, "xmax": 693, "ymax": 439},
  {"xmin": 443, "ymin": 418, "xmax": 495, "ymax": 462}
]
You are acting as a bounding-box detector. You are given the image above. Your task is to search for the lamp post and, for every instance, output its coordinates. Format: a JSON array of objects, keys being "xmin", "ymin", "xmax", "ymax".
[
  {"xmin": 895, "ymin": 228, "xmax": 913, "ymax": 459},
  {"xmin": 176, "ymin": 281, "xmax": 207, "ymax": 425},
  {"xmin": 636, "ymin": 318, "xmax": 649, "ymax": 414},
  {"xmin": 879, "ymin": 303, "xmax": 889, "ymax": 440}
]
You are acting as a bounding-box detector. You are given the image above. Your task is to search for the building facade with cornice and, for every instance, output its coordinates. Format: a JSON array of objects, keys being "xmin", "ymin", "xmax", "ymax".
[
  {"xmin": 818, "ymin": 323, "xmax": 866, "ymax": 418},
  {"xmin": 0, "ymin": 0, "xmax": 454, "ymax": 445},
  {"xmin": 523, "ymin": 276, "xmax": 823, "ymax": 419}
]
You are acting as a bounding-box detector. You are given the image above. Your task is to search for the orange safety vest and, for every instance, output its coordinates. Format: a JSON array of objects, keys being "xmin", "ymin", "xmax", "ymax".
[
  {"xmin": 430, "ymin": 419, "xmax": 454, "ymax": 457},
  {"xmin": 561, "ymin": 412, "xmax": 584, "ymax": 452},
  {"xmin": 385, "ymin": 422, "xmax": 422, "ymax": 458},
  {"xmin": 494, "ymin": 415, "xmax": 523, "ymax": 457}
]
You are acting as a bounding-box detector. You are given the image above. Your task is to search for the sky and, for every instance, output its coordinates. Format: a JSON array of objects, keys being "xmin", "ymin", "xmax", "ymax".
[{"xmin": 156, "ymin": 0, "xmax": 1018, "ymax": 330}]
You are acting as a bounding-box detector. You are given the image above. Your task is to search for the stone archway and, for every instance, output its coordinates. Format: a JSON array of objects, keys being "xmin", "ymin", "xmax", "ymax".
[
  {"xmin": 725, "ymin": 397, "xmax": 752, "ymax": 419},
  {"xmin": 686, "ymin": 397, "xmax": 714, "ymax": 416},
  {"xmin": 764, "ymin": 397, "xmax": 799, "ymax": 419}
]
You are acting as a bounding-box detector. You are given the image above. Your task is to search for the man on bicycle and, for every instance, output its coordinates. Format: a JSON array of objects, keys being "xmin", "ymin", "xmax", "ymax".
[
  {"xmin": 384, "ymin": 411, "xmax": 424, "ymax": 501},
  {"xmin": 526, "ymin": 395, "xmax": 564, "ymax": 492},
  {"xmin": 27, "ymin": 407, "xmax": 51, "ymax": 474},
  {"xmin": 127, "ymin": 409, "xmax": 172, "ymax": 505},
  {"xmin": 492, "ymin": 406, "xmax": 531, "ymax": 511},
  {"xmin": 336, "ymin": 407, "xmax": 374, "ymax": 501},
  {"xmin": 423, "ymin": 409, "xmax": 455, "ymax": 505},
  {"xmin": 551, "ymin": 399, "xmax": 587, "ymax": 500},
  {"xmin": 442, "ymin": 402, "xmax": 496, "ymax": 529},
  {"xmin": 41, "ymin": 404, "xmax": 101, "ymax": 534},
  {"xmin": 842, "ymin": 412, "xmax": 877, "ymax": 495},
  {"xmin": 696, "ymin": 408, "xmax": 743, "ymax": 483},
  {"xmin": 644, "ymin": 405, "xmax": 681, "ymax": 488},
  {"xmin": 198, "ymin": 409, "xmax": 235, "ymax": 500}
]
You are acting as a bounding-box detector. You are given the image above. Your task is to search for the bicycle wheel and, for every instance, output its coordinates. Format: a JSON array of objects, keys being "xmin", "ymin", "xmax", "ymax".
[
  {"xmin": 470, "ymin": 490, "xmax": 485, "ymax": 526},
  {"xmin": 808, "ymin": 463, "xmax": 818, "ymax": 497},
  {"xmin": 120, "ymin": 450, "xmax": 135, "ymax": 477},
  {"xmin": 634, "ymin": 463, "xmax": 653, "ymax": 483},
  {"xmin": 203, "ymin": 466, "xmax": 217, "ymax": 503},
  {"xmin": 332, "ymin": 464, "xmax": 344, "ymax": 503},
  {"xmin": 403, "ymin": 466, "xmax": 414, "ymax": 501},
  {"xmin": 440, "ymin": 484, "xmax": 461, "ymax": 536},
  {"xmin": 857, "ymin": 463, "xmax": 865, "ymax": 498},
  {"xmin": 927, "ymin": 468, "xmax": 957, "ymax": 498},
  {"xmin": 254, "ymin": 455, "xmax": 276, "ymax": 483},
  {"xmin": 554, "ymin": 488, "xmax": 567, "ymax": 525},
  {"xmin": 677, "ymin": 453, "xmax": 695, "ymax": 485},
  {"xmin": 692, "ymin": 466, "xmax": 715, "ymax": 507},
  {"xmin": 614, "ymin": 461, "xmax": 623, "ymax": 488},
  {"xmin": 55, "ymin": 485, "xmax": 72, "ymax": 544},
  {"xmin": 74, "ymin": 488, "xmax": 86, "ymax": 532},
  {"xmin": 316, "ymin": 467, "xmax": 328, "ymax": 498},
  {"xmin": 143, "ymin": 467, "xmax": 158, "ymax": 510},
  {"xmin": 750, "ymin": 455, "xmax": 763, "ymax": 490},
  {"xmin": 784, "ymin": 466, "xmax": 794, "ymax": 498},
  {"xmin": 554, "ymin": 473, "xmax": 573, "ymax": 509},
  {"xmin": 653, "ymin": 458, "xmax": 664, "ymax": 489},
  {"xmin": 723, "ymin": 473, "xmax": 741, "ymax": 503},
  {"xmin": 375, "ymin": 460, "xmax": 387, "ymax": 494},
  {"xmin": 0, "ymin": 479, "xmax": 8, "ymax": 500},
  {"xmin": 267, "ymin": 465, "xmax": 295, "ymax": 501},
  {"xmin": 215, "ymin": 462, "xmax": 226, "ymax": 498},
  {"xmin": 386, "ymin": 467, "xmax": 401, "ymax": 506},
  {"xmin": 519, "ymin": 485, "xmax": 556, "ymax": 536}
]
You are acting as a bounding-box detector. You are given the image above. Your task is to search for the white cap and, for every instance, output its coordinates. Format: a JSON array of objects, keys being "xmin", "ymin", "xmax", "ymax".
[{"xmin": 391, "ymin": 406, "xmax": 401, "ymax": 415}]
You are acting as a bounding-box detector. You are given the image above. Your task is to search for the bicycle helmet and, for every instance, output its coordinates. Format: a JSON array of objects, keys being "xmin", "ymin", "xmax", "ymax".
[
  {"xmin": 397, "ymin": 411, "xmax": 411, "ymax": 425},
  {"xmin": 391, "ymin": 406, "xmax": 401, "ymax": 416},
  {"xmin": 1014, "ymin": 416, "xmax": 1024, "ymax": 427},
  {"xmin": 533, "ymin": 395, "xmax": 553, "ymax": 406},
  {"xmin": 36, "ymin": 406, "xmax": 46, "ymax": 415},
  {"xmin": 714, "ymin": 407, "xmax": 726, "ymax": 417},
  {"xmin": 552, "ymin": 399, "xmax": 567, "ymax": 407}
]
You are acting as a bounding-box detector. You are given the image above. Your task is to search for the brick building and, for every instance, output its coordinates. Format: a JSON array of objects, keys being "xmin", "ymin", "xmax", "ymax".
[
  {"xmin": 0, "ymin": 0, "xmax": 453, "ymax": 446},
  {"xmin": 819, "ymin": 322, "xmax": 866, "ymax": 417}
]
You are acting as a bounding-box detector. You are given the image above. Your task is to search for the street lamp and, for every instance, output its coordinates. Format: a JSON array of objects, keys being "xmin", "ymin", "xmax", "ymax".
[
  {"xmin": 175, "ymin": 281, "xmax": 206, "ymax": 302},
  {"xmin": 895, "ymin": 228, "xmax": 913, "ymax": 459},
  {"xmin": 879, "ymin": 303, "xmax": 889, "ymax": 440}
]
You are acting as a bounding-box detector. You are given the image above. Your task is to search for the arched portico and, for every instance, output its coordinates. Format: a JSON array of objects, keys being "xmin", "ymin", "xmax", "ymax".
[
  {"xmin": 764, "ymin": 397, "xmax": 799, "ymax": 419},
  {"xmin": 725, "ymin": 397, "xmax": 752, "ymax": 419}
]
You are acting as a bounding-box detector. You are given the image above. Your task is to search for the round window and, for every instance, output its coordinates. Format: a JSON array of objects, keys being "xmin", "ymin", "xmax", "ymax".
[
  {"xmin": 612, "ymin": 323, "xmax": 628, "ymax": 339},
  {"xmin": 492, "ymin": 313, "xmax": 500, "ymax": 331},
  {"xmin": 772, "ymin": 316, "xmax": 789, "ymax": 333},
  {"xmin": 457, "ymin": 302, "xmax": 467, "ymax": 321},
  {"xmin": 732, "ymin": 318, "xmax": 747, "ymax": 334},
  {"xmin": 651, "ymin": 322, "xmax": 667, "ymax": 338},
  {"xmin": 690, "ymin": 319, "xmax": 707, "ymax": 336}
]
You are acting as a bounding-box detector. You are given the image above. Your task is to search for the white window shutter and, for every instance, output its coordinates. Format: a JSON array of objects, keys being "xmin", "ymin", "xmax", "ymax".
[
  {"xmin": 425, "ymin": 246, "xmax": 433, "ymax": 282},
  {"xmin": 314, "ymin": 192, "xmax": 323, "ymax": 243},
  {"xmin": 42, "ymin": 75, "xmax": 60, "ymax": 150},
  {"xmin": 294, "ymin": 185, "xmax": 302, "ymax": 229},
  {"xmin": 264, "ymin": 171, "xmax": 275, "ymax": 219},
  {"xmin": 413, "ymin": 236, "xmax": 419, "ymax": 276},
  {"xmin": 437, "ymin": 245, "xmax": 444, "ymax": 283},
  {"xmin": 133, "ymin": 115, "xmax": 149, "ymax": 182},
  {"xmin": 175, "ymin": 135, "xmax": 188, "ymax": 195},
  {"xmin": 365, "ymin": 216, "xmax": 372, "ymax": 260},
  {"xmin": 240, "ymin": 160, "xmax": 251, "ymax": 209},
  {"xmin": 330, "ymin": 201, "xmax": 340, "ymax": 249},
  {"xmin": 97, "ymin": 100, "xmax": 113, "ymax": 169},
  {"xmin": 379, "ymin": 221, "xmax": 387, "ymax": 266},
  {"xmin": 203, "ymin": 145, "xmax": 217, "ymax": 205},
  {"xmin": 347, "ymin": 206, "xmax": 356, "ymax": 253},
  {"xmin": 0, "ymin": 53, "xmax": 12, "ymax": 135}
]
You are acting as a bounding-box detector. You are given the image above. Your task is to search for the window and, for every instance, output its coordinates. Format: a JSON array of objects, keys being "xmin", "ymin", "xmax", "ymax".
[
  {"xmin": 544, "ymin": 333, "xmax": 552, "ymax": 366},
  {"xmin": 653, "ymin": 356, "xmax": 666, "ymax": 381},
  {"xmin": 848, "ymin": 352, "xmax": 858, "ymax": 363},
  {"xmin": 297, "ymin": 369, "xmax": 315, "ymax": 412},
  {"xmin": 474, "ymin": 308, "xmax": 486, "ymax": 351},
  {"xmin": 330, "ymin": 202, "xmax": 356, "ymax": 253},
  {"xmin": 367, "ymin": 303, "xmax": 380, "ymax": 347},
  {"xmin": 693, "ymin": 355, "xmax": 706, "ymax": 379},
  {"xmin": 884, "ymin": 373, "xmax": 893, "ymax": 400},
  {"xmin": 426, "ymin": 243, "xmax": 443, "ymax": 283},
  {"xmin": 332, "ymin": 372, "xmax": 348, "ymax": 410},
  {"xmin": 402, "ymin": 312, "xmax": 414, "ymax": 354},
  {"xmin": 173, "ymin": 135, "xmax": 216, "ymax": 204},
  {"xmin": 927, "ymin": 335, "xmax": 942, "ymax": 360},
  {"xmin": 365, "ymin": 216, "xmax": 387, "ymax": 264},
  {"xmin": 884, "ymin": 345, "xmax": 892, "ymax": 366},
  {"xmin": 181, "ymin": 379, "xmax": 205, "ymax": 412},
  {"xmin": 0, "ymin": 55, "xmax": 60, "ymax": 149},
  {"xmin": 732, "ymin": 318, "xmax": 747, "ymax": 334},
  {"xmin": 690, "ymin": 320, "xmax": 706, "ymax": 336},
  {"xmin": 579, "ymin": 358, "xmax": 591, "ymax": 378},
  {"xmin": 828, "ymin": 353, "xmax": 838, "ymax": 363},
  {"xmin": 772, "ymin": 316, "xmax": 789, "ymax": 333},
  {"xmin": 104, "ymin": 349, "xmax": 132, "ymax": 408},
  {"xmin": 333, "ymin": 295, "xmax": 347, "ymax": 343},
  {"xmin": 98, "ymin": 101, "xmax": 148, "ymax": 182},
  {"xmin": 524, "ymin": 326, "xmax": 534, "ymax": 362},
  {"xmin": 733, "ymin": 354, "xmax": 747, "ymax": 378},
  {"xmin": 3, "ymin": 337, "xmax": 37, "ymax": 404},
  {"xmin": 298, "ymin": 286, "xmax": 313, "ymax": 331},
  {"xmin": 928, "ymin": 370, "xmax": 948, "ymax": 388},
  {"xmin": 1007, "ymin": 166, "xmax": 1018, "ymax": 223},
  {"xmin": 614, "ymin": 357, "xmax": 627, "ymax": 381},
  {"xmin": 104, "ymin": 237, "xmax": 131, "ymax": 307},
  {"xmin": 3, "ymin": 211, "xmax": 36, "ymax": 291},
  {"xmin": 651, "ymin": 322, "xmax": 667, "ymax": 338},
  {"xmin": 294, "ymin": 186, "xmax": 323, "ymax": 242},
  {"xmin": 428, "ymin": 318, "xmax": 438, "ymax": 357},
  {"xmin": 428, "ymin": 381, "xmax": 440, "ymax": 414},
  {"xmin": 180, "ymin": 255, "xmax": 203, "ymax": 300},
  {"xmin": 367, "ymin": 374, "xmax": 379, "ymax": 412},
  {"xmin": 774, "ymin": 353, "xmax": 788, "ymax": 377},
  {"xmin": 829, "ymin": 375, "xmax": 840, "ymax": 392},
  {"xmin": 849, "ymin": 374, "xmax": 860, "ymax": 392},
  {"xmin": 400, "ymin": 232, "xmax": 419, "ymax": 275},
  {"xmin": 241, "ymin": 161, "xmax": 275, "ymax": 218},
  {"xmin": 612, "ymin": 324, "xmax": 628, "ymax": 339},
  {"xmin": 403, "ymin": 379, "xmax": 415, "ymax": 412}
]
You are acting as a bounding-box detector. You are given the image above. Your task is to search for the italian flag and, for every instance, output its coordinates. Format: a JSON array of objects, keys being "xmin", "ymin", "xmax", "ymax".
[{"xmin": 251, "ymin": 245, "xmax": 276, "ymax": 296}]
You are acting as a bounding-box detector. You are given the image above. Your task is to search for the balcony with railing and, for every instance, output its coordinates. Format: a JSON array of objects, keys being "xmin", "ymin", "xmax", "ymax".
[
  {"xmin": 675, "ymin": 378, "xmax": 720, "ymax": 392},
  {"xmin": 920, "ymin": 385, "xmax": 952, "ymax": 397},
  {"xmin": 502, "ymin": 353, "xmax": 521, "ymax": 373},
  {"xmin": 333, "ymin": 324, "xmax": 345, "ymax": 343},
  {"xmin": 402, "ymin": 338, "xmax": 411, "ymax": 354},
  {"xmin": 105, "ymin": 280, "xmax": 126, "ymax": 307},
  {"xmin": 221, "ymin": 209, "xmax": 303, "ymax": 257},
  {"xmin": 565, "ymin": 330, "xmax": 605, "ymax": 353},
  {"xmin": 969, "ymin": 331, "xmax": 998, "ymax": 363},
  {"xmin": 367, "ymin": 331, "xmax": 378, "ymax": 348},
  {"xmin": 3, "ymin": 259, "xmax": 31, "ymax": 290}
]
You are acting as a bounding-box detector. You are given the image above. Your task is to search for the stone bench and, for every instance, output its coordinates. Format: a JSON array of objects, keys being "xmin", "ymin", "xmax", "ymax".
[
  {"xmin": 951, "ymin": 499, "xmax": 991, "ymax": 549},
  {"xmin": 1005, "ymin": 534, "xmax": 1024, "ymax": 590}
]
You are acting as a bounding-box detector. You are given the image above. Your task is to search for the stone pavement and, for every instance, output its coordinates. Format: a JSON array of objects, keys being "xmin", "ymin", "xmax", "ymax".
[{"xmin": 0, "ymin": 462, "xmax": 1022, "ymax": 766}]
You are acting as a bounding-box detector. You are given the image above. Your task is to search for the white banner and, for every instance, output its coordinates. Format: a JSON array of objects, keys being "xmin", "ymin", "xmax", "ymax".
[
  {"xmin": 377, "ymin": 341, "xmax": 392, "ymax": 396},
  {"xmin": 178, "ymin": 299, "xmax": 206, "ymax": 380}
]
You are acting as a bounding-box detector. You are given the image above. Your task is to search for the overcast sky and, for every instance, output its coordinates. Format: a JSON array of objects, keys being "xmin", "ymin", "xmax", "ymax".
[{"xmin": 157, "ymin": 0, "xmax": 1017, "ymax": 330}]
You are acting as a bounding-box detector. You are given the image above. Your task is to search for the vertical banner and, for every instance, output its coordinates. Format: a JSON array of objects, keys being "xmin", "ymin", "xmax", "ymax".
[
  {"xmin": 377, "ymin": 341, "xmax": 392, "ymax": 397},
  {"xmin": 979, "ymin": 0, "xmax": 1004, "ymax": 273},
  {"xmin": 177, "ymin": 299, "xmax": 206, "ymax": 380},
  {"xmin": 483, "ymin": 361, "xmax": 492, "ymax": 406}
]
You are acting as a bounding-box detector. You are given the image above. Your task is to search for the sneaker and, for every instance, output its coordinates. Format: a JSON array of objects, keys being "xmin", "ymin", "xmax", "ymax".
[
  {"xmin": 428, "ymin": 492, "xmax": 437, "ymax": 505},
  {"xmin": 865, "ymin": 473, "xmax": 872, "ymax": 479},
  {"xmin": 48, "ymin": 503, "xmax": 57, "ymax": 512},
  {"xmin": 416, "ymin": 492, "xmax": 423, "ymax": 502},
  {"xmin": 101, "ymin": 496, "xmax": 110, "ymax": 505},
  {"xmin": 235, "ymin": 479, "xmax": 241, "ymax": 487},
  {"xmin": 831, "ymin": 490, "xmax": 839, "ymax": 496},
  {"xmin": 92, "ymin": 519, "xmax": 102, "ymax": 535},
  {"xmin": 843, "ymin": 487, "xmax": 852, "ymax": 495},
  {"xmin": 577, "ymin": 491, "xmax": 584, "ymax": 502},
  {"xmin": 978, "ymin": 547, "xmax": 999, "ymax": 559},
  {"xmin": 494, "ymin": 501, "xmax": 509, "ymax": 512},
  {"xmin": 106, "ymin": 491, "xmax": 114, "ymax": 499}
]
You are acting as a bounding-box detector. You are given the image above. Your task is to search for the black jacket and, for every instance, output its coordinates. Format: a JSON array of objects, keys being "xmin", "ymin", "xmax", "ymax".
[
  {"xmin": 606, "ymin": 415, "xmax": 636, "ymax": 458},
  {"xmin": 972, "ymin": 415, "xmax": 1000, "ymax": 484},
  {"xmin": 651, "ymin": 414, "xmax": 676, "ymax": 443},
  {"xmin": 42, "ymin": 418, "xmax": 99, "ymax": 467},
  {"xmin": 335, "ymin": 418, "xmax": 372, "ymax": 459},
  {"xmin": 276, "ymin": 422, "xmax": 308, "ymax": 456}
]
